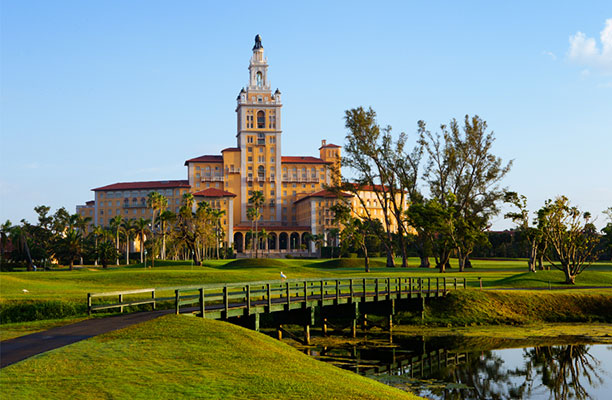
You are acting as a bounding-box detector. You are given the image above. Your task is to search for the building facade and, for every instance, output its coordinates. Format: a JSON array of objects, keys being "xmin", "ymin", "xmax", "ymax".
[{"xmin": 77, "ymin": 36, "xmax": 400, "ymax": 255}]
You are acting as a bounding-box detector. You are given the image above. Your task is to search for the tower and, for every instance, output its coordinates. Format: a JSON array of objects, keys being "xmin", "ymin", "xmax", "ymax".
[{"xmin": 236, "ymin": 35, "xmax": 283, "ymax": 223}]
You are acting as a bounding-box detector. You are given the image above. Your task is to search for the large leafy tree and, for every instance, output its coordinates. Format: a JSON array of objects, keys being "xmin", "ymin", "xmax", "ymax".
[
  {"xmin": 56, "ymin": 228, "xmax": 83, "ymax": 270},
  {"xmin": 337, "ymin": 107, "xmax": 398, "ymax": 267},
  {"xmin": 331, "ymin": 202, "xmax": 373, "ymax": 272},
  {"xmin": 538, "ymin": 196, "xmax": 600, "ymax": 284},
  {"xmin": 420, "ymin": 115, "xmax": 512, "ymax": 272}
]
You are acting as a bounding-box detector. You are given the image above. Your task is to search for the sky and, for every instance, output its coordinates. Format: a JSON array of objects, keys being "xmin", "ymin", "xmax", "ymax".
[{"xmin": 1, "ymin": 1, "xmax": 611, "ymax": 230}]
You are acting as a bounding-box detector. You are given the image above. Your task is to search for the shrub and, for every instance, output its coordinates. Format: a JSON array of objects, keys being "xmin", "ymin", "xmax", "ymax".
[{"xmin": 0, "ymin": 300, "xmax": 87, "ymax": 323}]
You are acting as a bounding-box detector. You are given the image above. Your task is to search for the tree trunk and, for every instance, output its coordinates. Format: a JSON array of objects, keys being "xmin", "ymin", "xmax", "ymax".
[
  {"xmin": 398, "ymin": 231, "xmax": 408, "ymax": 268},
  {"xmin": 140, "ymin": 233, "xmax": 144, "ymax": 263},
  {"xmin": 116, "ymin": 232, "xmax": 120, "ymax": 266},
  {"xmin": 69, "ymin": 259, "xmax": 74, "ymax": 271},
  {"xmin": 363, "ymin": 244, "xmax": 370, "ymax": 273},
  {"xmin": 385, "ymin": 232, "xmax": 395, "ymax": 267},
  {"xmin": 419, "ymin": 256, "xmax": 430, "ymax": 268},
  {"xmin": 564, "ymin": 268, "xmax": 576, "ymax": 285}
]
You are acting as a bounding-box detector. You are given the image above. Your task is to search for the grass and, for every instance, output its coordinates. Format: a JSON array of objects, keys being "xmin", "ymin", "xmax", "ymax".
[
  {"xmin": 1, "ymin": 258, "xmax": 610, "ymax": 323},
  {"xmin": 0, "ymin": 316, "xmax": 87, "ymax": 341},
  {"xmin": 396, "ymin": 290, "xmax": 612, "ymax": 326},
  {"xmin": 0, "ymin": 315, "xmax": 421, "ymax": 400}
]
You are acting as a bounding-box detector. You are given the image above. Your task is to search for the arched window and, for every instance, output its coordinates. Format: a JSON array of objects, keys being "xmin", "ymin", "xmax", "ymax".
[
  {"xmin": 256, "ymin": 71, "xmax": 262, "ymax": 87},
  {"xmin": 257, "ymin": 111, "xmax": 265, "ymax": 129},
  {"xmin": 258, "ymin": 165, "xmax": 265, "ymax": 179}
]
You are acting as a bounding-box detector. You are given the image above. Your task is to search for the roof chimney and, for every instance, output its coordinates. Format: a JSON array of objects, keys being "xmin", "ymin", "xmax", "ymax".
[{"xmin": 321, "ymin": 139, "xmax": 326, "ymax": 147}]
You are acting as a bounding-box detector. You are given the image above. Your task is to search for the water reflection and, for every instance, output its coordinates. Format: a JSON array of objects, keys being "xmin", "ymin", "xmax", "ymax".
[{"xmin": 307, "ymin": 337, "xmax": 610, "ymax": 400}]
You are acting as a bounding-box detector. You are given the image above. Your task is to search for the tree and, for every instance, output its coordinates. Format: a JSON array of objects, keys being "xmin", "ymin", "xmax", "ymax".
[
  {"xmin": 337, "ymin": 107, "xmax": 398, "ymax": 267},
  {"xmin": 1, "ymin": 220, "xmax": 12, "ymax": 266},
  {"xmin": 134, "ymin": 217, "xmax": 151, "ymax": 264},
  {"xmin": 601, "ymin": 207, "xmax": 612, "ymax": 261},
  {"xmin": 419, "ymin": 115, "xmax": 512, "ymax": 272},
  {"xmin": 331, "ymin": 202, "xmax": 372, "ymax": 272},
  {"xmin": 147, "ymin": 192, "xmax": 168, "ymax": 259},
  {"xmin": 538, "ymin": 196, "xmax": 601, "ymax": 284},
  {"xmin": 91, "ymin": 225, "xmax": 106, "ymax": 266},
  {"xmin": 504, "ymin": 192, "xmax": 548, "ymax": 272},
  {"xmin": 327, "ymin": 228, "xmax": 340, "ymax": 258},
  {"xmin": 97, "ymin": 240, "xmax": 118, "ymax": 269},
  {"xmin": 109, "ymin": 215, "xmax": 124, "ymax": 265},
  {"xmin": 248, "ymin": 191, "xmax": 264, "ymax": 258},
  {"xmin": 159, "ymin": 210, "xmax": 175, "ymax": 260},
  {"xmin": 56, "ymin": 229, "xmax": 83, "ymax": 270},
  {"xmin": 121, "ymin": 219, "xmax": 136, "ymax": 265}
]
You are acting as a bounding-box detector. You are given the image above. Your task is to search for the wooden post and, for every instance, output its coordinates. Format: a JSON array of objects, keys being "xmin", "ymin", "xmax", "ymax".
[
  {"xmin": 454, "ymin": 278, "xmax": 457, "ymax": 290},
  {"xmin": 463, "ymin": 277, "xmax": 467, "ymax": 289},
  {"xmin": 152, "ymin": 290, "xmax": 156, "ymax": 310},
  {"xmin": 267, "ymin": 283, "xmax": 271, "ymax": 309},
  {"xmin": 363, "ymin": 278, "xmax": 366, "ymax": 298},
  {"xmin": 436, "ymin": 278, "xmax": 439, "ymax": 296},
  {"xmin": 350, "ymin": 279, "xmax": 354, "ymax": 299},
  {"xmin": 352, "ymin": 302, "xmax": 359, "ymax": 338},
  {"xmin": 303, "ymin": 281, "xmax": 308, "ymax": 301},
  {"xmin": 409, "ymin": 277, "xmax": 412, "ymax": 297},
  {"xmin": 286, "ymin": 282, "xmax": 290, "ymax": 306},
  {"xmin": 224, "ymin": 286, "xmax": 229, "ymax": 318},
  {"xmin": 175, "ymin": 289, "xmax": 180, "ymax": 315},
  {"xmin": 277, "ymin": 325, "xmax": 283, "ymax": 341},
  {"xmin": 427, "ymin": 278, "xmax": 431, "ymax": 297},
  {"xmin": 386, "ymin": 277, "xmax": 390, "ymax": 300},
  {"xmin": 375, "ymin": 278, "xmax": 379, "ymax": 299},
  {"xmin": 304, "ymin": 324, "xmax": 311, "ymax": 345},
  {"xmin": 479, "ymin": 277, "xmax": 483, "ymax": 290},
  {"xmin": 199, "ymin": 288, "xmax": 204, "ymax": 318},
  {"xmin": 87, "ymin": 293, "xmax": 92, "ymax": 316},
  {"xmin": 253, "ymin": 313, "xmax": 260, "ymax": 332},
  {"xmin": 246, "ymin": 285, "xmax": 251, "ymax": 315},
  {"xmin": 119, "ymin": 294, "xmax": 124, "ymax": 313},
  {"xmin": 351, "ymin": 318, "xmax": 357, "ymax": 338},
  {"xmin": 335, "ymin": 280, "xmax": 340, "ymax": 302},
  {"xmin": 322, "ymin": 317, "xmax": 328, "ymax": 336},
  {"xmin": 443, "ymin": 277, "xmax": 447, "ymax": 293},
  {"xmin": 320, "ymin": 280, "xmax": 324, "ymax": 301}
]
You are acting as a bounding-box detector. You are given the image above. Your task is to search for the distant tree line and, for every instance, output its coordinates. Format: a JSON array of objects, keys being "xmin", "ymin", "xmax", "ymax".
[{"xmin": 0, "ymin": 192, "xmax": 230, "ymax": 271}]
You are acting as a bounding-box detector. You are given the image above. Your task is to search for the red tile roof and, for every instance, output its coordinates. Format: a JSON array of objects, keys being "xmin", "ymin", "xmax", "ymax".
[
  {"xmin": 281, "ymin": 156, "xmax": 329, "ymax": 164},
  {"xmin": 93, "ymin": 180, "xmax": 190, "ymax": 191},
  {"xmin": 184, "ymin": 155, "xmax": 223, "ymax": 165},
  {"xmin": 349, "ymin": 183, "xmax": 391, "ymax": 192},
  {"xmin": 294, "ymin": 190, "xmax": 353, "ymax": 204},
  {"xmin": 193, "ymin": 188, "xmax": 236, "ymax": 198},
  {"xmin": 319, "ymin": 143, "xmax": 341, "ymax": 149},
  {"xmin": 221, "ymin": 147, "xmax": 240, "ymax": 152}
]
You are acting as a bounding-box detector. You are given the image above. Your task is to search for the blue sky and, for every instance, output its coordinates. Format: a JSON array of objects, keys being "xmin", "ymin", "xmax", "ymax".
[{"xmin": 1, "ymin": 1, "xmax": 611, "ymax": 230}]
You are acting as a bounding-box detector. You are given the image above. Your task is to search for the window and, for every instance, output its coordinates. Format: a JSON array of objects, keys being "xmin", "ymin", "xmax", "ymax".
[
  {"xmin": 248, "ymin": 147, "xmax": 253, "ymax": 152},
  {"xmin": 269, "ymin": 111, "xmax": 276, "ymax": 129},
  {"xmin": 259, "ymin": 147, "xmax": 263, "ymax": 153},
  {"xmin": 270, "ymin": 190, "xmax": 275, "ymax": 196},
  {"xmin": 258, "ymin": 156, "xmax": 265, "ymax": 162},
  {"xmin": 247, "ymin": 136, "xmax": 254, "ymax": 143},
  {"xmin": 257, "ymin": 111, "xmax": 265, "ymax": 129},
  {"xmin": 270, "ymin": 136, "xmax": 276, "ymax": 144},
  {"xmin": 248, "ymin": 166, "xmax": 253, "ymax": 171},
  {"xmin": 248, "ymin": 156, "xmax": 253, "ymax": 162}
]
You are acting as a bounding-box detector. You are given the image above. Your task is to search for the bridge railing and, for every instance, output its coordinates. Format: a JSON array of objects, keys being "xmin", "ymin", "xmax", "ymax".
[{"xmin": 87, "ymin": 276, "xmax": 470, "ymax": 316}]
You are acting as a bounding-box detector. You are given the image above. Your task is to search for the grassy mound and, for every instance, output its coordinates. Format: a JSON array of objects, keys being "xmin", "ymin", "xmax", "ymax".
[
  {"xmin": 313, "ymin": 258, "xmax": 387, "ymax": 269},
  {"xmin": 491, "ymin": 270, "xmax": 612, "ymax": 288},
  {"xmin": 398, "ymin": 290, "xmax": 612, "ymax": 326},
  {"xmin": 221, "ymin": 258, "xmax": 289, "ymax": 269},
  {"xmin": 0, "ymin": 315, "xmax": 419, "ymax": 400}
]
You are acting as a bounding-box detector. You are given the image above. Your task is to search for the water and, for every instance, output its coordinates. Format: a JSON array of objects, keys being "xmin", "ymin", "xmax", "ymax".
[{"xmin": 305, "ymin": 335, "xmax": 612, "ymax": 399}]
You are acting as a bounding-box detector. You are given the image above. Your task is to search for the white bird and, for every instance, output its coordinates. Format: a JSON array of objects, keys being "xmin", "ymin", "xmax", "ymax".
[
  {"xmin": 22, "ymin": 289, "xmax": 29, "ymax": 293},
  {"xmin": 280, "ymin": 271, "xmax": 287, "ymax": 280}
]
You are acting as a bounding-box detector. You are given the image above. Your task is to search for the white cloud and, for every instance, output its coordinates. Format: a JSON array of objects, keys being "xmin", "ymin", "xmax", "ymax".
[
  {"xmin": 542, "ymin": 51, "xmax": 557, "ymax": 60},
  {"xmin": 567, "ymin": 18, "xmax": 612, "ymax": 74}
]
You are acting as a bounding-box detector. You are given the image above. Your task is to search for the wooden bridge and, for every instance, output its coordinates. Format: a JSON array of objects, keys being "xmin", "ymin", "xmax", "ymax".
[{"xmin": 88, "ymin": 276, "xmax": 469, "ymax": 344}]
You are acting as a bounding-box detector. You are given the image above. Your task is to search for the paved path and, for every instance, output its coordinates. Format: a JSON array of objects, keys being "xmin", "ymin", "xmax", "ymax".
[{"xmin": 0, "ymin": 308, "xmax": 179, "ymax": 368}]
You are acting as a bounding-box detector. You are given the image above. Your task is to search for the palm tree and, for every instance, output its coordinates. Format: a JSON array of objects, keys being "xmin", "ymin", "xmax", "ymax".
[
  {"xmin": 134, "ymin": 217, "xmax": 151, "ymax": 264},
  {"xmin": 259, "ymin": 228, "xmax": 269, "ymax": 256},
  {"xmin": 147, "ymin": 192, "xmax": 168, "ymax": 258},
  {"xmin": 211, "ymin": 208, "xmax": 225, "ymax": 259},
  {"xmin": 328, "ymin": 228, "xmax": 340, "ymax": 258},
  {"xmin": 158, "ymin": 210, "xmax": 175, "ymax": 260},
  {"xmin": 109, "ymin": 215, "xmax": 123, "ymax": 265},
  {"xmin": 91, "ymin": 225, "xmax": 105, "ymax": 266},
  {"xmin": 248, "ymin": 191, "xmax": 265, "ymax": 258},
  {"xmin": 121, "ymin": 219, "xmax": 136, "ymax": 265},
  {"xmin": 1, "ymin": 220, "xmax": 12, "ymax": 266},
  {"xmin": 61, "ymin": 229, "xmax": 82, "ymax": 270},
  {"xmin": 246, "ymin": 207, "xmax": 257, "ymax": 258}
]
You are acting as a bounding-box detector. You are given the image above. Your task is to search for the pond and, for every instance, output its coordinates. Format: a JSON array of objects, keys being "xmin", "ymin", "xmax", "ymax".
[{"xmin": 303, "ymin": 333, "xmax": 612, "ymax": 399}]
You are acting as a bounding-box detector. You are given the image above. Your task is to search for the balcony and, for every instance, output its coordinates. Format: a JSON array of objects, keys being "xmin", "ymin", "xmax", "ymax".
[
  {"xmin": 123, "ymin": 202, "xmax": 147, "ymax": 209},
  {"xmin": 200, "ymin": 174, "xmax": 224, "ymax": 182},
  {"xmin": 281, "ymin": 175, "xmax": 319, "ymax": 183},
  {"xmin": 226, "ymin": 167, "xmax": 241, "ymax": 174}
]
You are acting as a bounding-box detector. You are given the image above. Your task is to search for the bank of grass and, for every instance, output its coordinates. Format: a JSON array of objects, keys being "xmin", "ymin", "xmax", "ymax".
[
  {"xmin": 0, "ymin": 315, "xmax": 420, "ymax": 400},
  {"xmin": 0, "ymin": 316, "xmax": 87, "ymax": 341},
  {"xmin": 397, "ymin": 290, "xmax": 612, "ymax": 326}
]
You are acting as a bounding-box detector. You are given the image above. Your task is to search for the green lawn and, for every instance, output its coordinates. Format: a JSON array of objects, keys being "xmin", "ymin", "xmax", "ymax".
[
  {"xmin": 0, "ymin": 315, "xmax": 420, "ymax": 400},
  {"xmin": 2, "ymin": 258, "xmax": 611, "ymax": 302}
]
